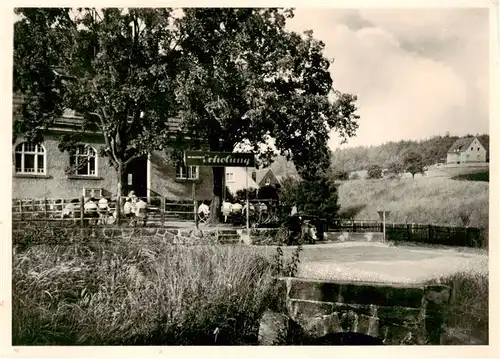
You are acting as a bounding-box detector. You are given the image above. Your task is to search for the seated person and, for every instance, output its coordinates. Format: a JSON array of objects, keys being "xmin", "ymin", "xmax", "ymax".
[
  {"xmin": 123, "ymin": 197, "xmax": 134, "ymax": 220},
  {"xmin": 231, "ymin": 200, "xmax": 243, "ymax": 217},
  {"xmin": 84, "ymin": 197, "xmax": 99, "ymax": 225},
  {"xmin": 98, "ymin": 196, "xmax": 110, "ymax": 224},
  {"xmin": 62, "ymin": 198, "xmax": 81, "ymax": 220},
  {"xmin": 198, "ymin": 201, "xmax": 210, "ymax": 221},
  {"xmin": 134, "ymin": 197, "xmax": 148, "ymax": 226}
]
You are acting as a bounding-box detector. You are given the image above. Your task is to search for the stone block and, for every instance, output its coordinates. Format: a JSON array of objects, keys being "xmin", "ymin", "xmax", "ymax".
[
  {"xmin": 424, "ymin": 285, "xmax": 452, "ymax": 307},
  {"xmin": 302, "ymin": 313, "xmax": 343, "ymax": 338},
  {"xmin": 289, "ymin": 299, "xmax": 334, "ymax": 320},
  {"xmin": 287, "ymin": 278, "xmax": 424, "ymax": 308}
]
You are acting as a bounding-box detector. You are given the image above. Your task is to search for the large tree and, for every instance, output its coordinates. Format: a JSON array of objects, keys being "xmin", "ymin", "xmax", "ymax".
[
  {"xmin": 14, "ymin": 8, "xmax": 184, "ymax": 218},
  {"xmin": 174, "ymin": 8, "xmax": 359, "ymax": 222}
]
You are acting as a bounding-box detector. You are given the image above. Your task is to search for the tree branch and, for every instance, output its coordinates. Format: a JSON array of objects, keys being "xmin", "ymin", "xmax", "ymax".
[{"xmin": 88, "ymin": 110, "xmax": 119, "ymax": 167}]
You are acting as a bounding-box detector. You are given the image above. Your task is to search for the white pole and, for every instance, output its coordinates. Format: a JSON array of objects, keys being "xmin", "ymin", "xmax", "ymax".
[
  {"xmin": 383, "ymin": 211, "xmax": 386, "ymax": 242},
  {"xmin": 246, "ymin": 166, "xmax": 250, "ymax": 235}
]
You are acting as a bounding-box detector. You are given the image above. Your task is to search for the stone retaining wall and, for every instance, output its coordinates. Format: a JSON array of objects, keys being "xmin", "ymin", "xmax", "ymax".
[
  {"xmin": 259, "ymin": 277, "xmax": 452, "ymax": 345},
  {"xmin": 13, "ymin": 225, "xmax": 389, "ymax": 246}
]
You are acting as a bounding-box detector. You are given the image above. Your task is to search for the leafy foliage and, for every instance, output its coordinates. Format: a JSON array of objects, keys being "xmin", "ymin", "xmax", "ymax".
[
  {"xmin": 366, "ymin": 164, "xmax": 382, "ymax": 179},
  {"xmin": 330, "ymin": 168, "xmax": 350, "ymax": 181},
  {"xmin": 404, "ymin": 152, "xmax": 426, "ymax": 179},
  {"xmin": 14, "ymin": 8, "xmax": 184, "ymax": 198},
  {"xmin": 172, "ymin": 8, "xmax": 359, "ymax": 221},
  {"xmin": 384, "ymin": 161, "xmax": 404, "ymax": 179},
  {"xmin": 291, "ymin": 174, "xmax": 339, "ymax": 222}
]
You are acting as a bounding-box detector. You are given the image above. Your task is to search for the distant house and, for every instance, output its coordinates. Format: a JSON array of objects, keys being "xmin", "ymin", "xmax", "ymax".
[
  {"xmin": 12, "ymin": 94, "xmax": 213, "ymax": 200},
  {"xmin": 224, "ymin": 167, "xmax": 280, "ymax": 197},
  {"xmin": 446, "ymin": 136, "xmax": 487, "ymax": 164},
  {"xmin": 224, "ymin": 167, "xmax": 259, "ymax": 195},
  {"xmin": 252, "ymin": 168, "xmax": 279, "ymax": 187}
]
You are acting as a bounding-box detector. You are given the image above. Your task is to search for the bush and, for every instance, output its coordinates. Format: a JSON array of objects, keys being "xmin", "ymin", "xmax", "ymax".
[
  {"xmin": 367, "ymin": 164, "xmax": 383, "ymax": 179},
  {"xmin": 330, "ymin": 169, "xmax": 350, "ymax": 181},
  {"xmin": 431, "ymin": 271, "xmax": 488, "ymax": 344},
  {"xmin": 293, "ymin": 174, "xmax": 339, "ymax": 223},
  {"xmin": 384, "ymin": 161, "xmax": 404, "ymax": 179}
]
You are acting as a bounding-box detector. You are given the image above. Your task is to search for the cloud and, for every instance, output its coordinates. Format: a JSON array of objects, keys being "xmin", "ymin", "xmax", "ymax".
[{"xmin": 286, "ymin": 8, "xmax": 489, "ymax": 148}]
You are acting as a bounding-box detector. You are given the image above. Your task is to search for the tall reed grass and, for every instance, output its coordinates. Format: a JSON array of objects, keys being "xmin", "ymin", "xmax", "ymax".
[{"xmin": 12, "ymin": 238, "xmax": 283, "ymax": 345}]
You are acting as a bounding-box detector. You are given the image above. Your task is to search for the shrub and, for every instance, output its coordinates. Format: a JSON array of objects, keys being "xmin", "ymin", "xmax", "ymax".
[
  {"xmin": 330, "ymin": 169, "xmax": 350, "ymax": 181},
  {"xmin": 367, "ymin": 164, "xmax": 383, "ymax": 179},
  {"xmin": 384, "ymin": 161, "xmax": 404, "ymax": 179},
  {"xmin": 293, "ymin": 174, "xmax": 340, "ymax": 223},
  {"xmin": 432, "ymin": 271, "xmax": 488, "ymax": 344}
]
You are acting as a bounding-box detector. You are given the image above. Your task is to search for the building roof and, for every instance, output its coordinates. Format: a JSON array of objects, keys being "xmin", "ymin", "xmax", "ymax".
[
  {"xmin": 447, "ymin": 137, "xmax": 477, "ymax": 153},
  {"xmin": 252, "ymin": 168, "xmax": 279, "ymax": 187},
  {"xmin": 13, "ymin": 93, "xmax": 183, "ymax": 134}
]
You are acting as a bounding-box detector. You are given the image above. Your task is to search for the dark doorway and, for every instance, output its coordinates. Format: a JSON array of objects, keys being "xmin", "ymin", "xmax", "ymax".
[{"xmin": 126, "ymin": 156, "xmax": 148, "ymax": 198}]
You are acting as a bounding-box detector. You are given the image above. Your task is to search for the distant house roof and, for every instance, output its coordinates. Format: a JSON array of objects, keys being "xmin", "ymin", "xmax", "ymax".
[
  {"xmin": 447, "ymin": 137, "xmax": 478, "ymax": 153},
  {"xmin": 251, "ymin": 168, "xmax": 277, "ymax": 187}
]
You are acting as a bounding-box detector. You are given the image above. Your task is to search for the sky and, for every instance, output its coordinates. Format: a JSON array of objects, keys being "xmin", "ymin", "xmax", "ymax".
[{"xmin": 285, "ymin": 8, "xmax": 490, "ymax": 149}]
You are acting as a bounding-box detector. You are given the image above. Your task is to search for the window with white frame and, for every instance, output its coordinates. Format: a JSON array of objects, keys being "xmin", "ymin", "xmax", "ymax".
[
  {"xmin": 14, "ymin": 142, "xmax": 46, "ymax": 174},
  {"xmin": 69, "ymin": 145, "xmax": 98, "ymax": 176},
  {"xmin": 226, "ymin": 171, "xmax": 234, "ymax": 183},
  {"xmin": 176, "ymin": 164, "xmax": 198, "ymax": 180}
]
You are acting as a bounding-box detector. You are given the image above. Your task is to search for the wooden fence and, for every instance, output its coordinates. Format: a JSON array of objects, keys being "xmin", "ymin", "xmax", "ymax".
[
  {"xmin": 11, "ymin": 196, "xmax": 196, "ymax": 228},
  {"xmin": 11, "ymin": 198, "xmax": 487, "ymax": 248},
  {"xmin": 327, "ymin": 219, "xmax": 486, "ymax": 249}
]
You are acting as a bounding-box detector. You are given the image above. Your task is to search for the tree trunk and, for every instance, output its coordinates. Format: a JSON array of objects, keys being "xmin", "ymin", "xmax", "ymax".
[
  {"xmin": 115, "ymin": 160, "xmax": 128, "ymax": 224},
  {"xmin": 208, "ymin": 166, "xmax": 224, "ymax": 224}
]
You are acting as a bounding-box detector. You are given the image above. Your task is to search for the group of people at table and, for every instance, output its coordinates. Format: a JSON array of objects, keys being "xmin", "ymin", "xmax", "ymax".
[
  {"xmin": 197, "ymin": 198, "xmax": 275, "ymax": 224},
  {"xmin": 61, "ymin": 190, "xmax": 147, "ymax": 225}
]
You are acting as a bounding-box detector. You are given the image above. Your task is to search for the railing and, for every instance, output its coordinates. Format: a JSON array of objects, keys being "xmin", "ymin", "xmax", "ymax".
[{"xmin": 12, "ymin": 196, "xmax": 196, "ymax": 228}]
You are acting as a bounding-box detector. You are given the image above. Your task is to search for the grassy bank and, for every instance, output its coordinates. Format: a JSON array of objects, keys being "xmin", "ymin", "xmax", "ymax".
[
  {"xmin": 12, "ymin": 238, "xmax": 282, "ymax": 345},
  {"xmin": 431, "ymin": 271, "xmax": 489, "ymax": 345},
  {"xmin": 337, "ymin": 177, "xmax": 489, "ymax": 228}
]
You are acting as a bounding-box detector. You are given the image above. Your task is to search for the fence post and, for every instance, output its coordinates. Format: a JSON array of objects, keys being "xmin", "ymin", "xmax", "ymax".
[
  {"xmin": 407, "ymin": 224, "xmax": 411, "ymax": 241},
  {"xmin": 44, "ymin": 198, "xmax": 48, "ymax": 221},
  {"xmin": 19, "ymin": 200, "xmax": 23, "ymax": 221},
  {"xmin": 161, "ymin": 196, "xmax": 165, "ymax": 227},
  {"xmin": 194, "ymin": 200, "xmax": 199, "ymax": 229},
  {"xmin": 80, "ymin": 196, "xmax": 85, "ymax": 227},
  {"xmin": 428, "ymin": 225, "xmax": 432, "ymax": 241}
]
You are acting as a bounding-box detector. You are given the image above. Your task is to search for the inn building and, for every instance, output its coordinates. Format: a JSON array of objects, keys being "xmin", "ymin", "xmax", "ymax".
[{"xmin": 12, "ymin": 94, "xmax": 214, "ymax": 201}]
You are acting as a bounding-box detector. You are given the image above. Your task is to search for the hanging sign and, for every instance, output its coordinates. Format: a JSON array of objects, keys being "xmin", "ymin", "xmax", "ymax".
[{"xmin": 184, "ymin": 151, "xmax": 255, "ymax": 167}]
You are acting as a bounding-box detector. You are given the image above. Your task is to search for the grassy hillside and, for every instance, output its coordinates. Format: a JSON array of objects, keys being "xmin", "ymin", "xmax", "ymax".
[
  {"xmin": 337, "ymin": 177, "xmax": 489, "ymax": 228},
  {"xmin": 331, "ymin": 134, "xmax": 490, "ymax": 172}
]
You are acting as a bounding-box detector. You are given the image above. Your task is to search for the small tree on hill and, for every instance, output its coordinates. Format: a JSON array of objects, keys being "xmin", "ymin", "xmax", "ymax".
[
  {"xmin": 384, "ymin": 161, "xmax": 404, "ymax": 179},
  {"xmin": 404, "ymin": 152, "xmax": 426, "ymax": 179},
  {"xmin": 330, "ymin": 168, "xmax": 350, "ymax": 181},
  {"xmin": 367, "ymin": 164, "xmax": 382, "ymax": 179}
]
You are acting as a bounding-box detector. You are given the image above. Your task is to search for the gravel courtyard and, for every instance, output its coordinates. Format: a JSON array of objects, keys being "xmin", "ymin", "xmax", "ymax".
[{"xmin": 259, "ymin": 242, "xmax": 488, "ymax": 284}]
